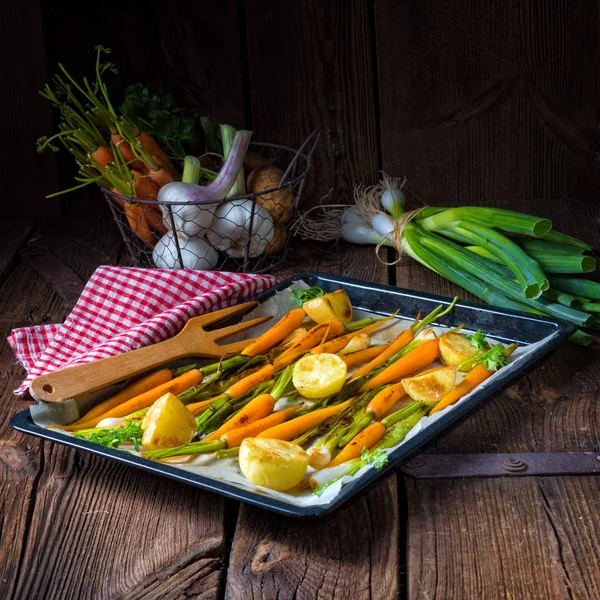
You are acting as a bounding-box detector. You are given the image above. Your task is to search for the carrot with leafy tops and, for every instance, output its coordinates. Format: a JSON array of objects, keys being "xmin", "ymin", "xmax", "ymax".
[
  {"xmin": 310, "ymin": 312, "xmax": 396, "ymax": 355},
  {"xmin": 69, "ymin": 368, "xmax": 172, "ymax": 426},
  {"xmin": 90, "ymin": 145, "xmax": 114, "ymax": 169},
  {"xmin": 341, "ymin": 344, "xmax": 390, "ymax": 368},
  {"xmin": 359, "ymin": 339, "xmax": 439, "ymax": 392},
  {"xmin": 429, "ymin": 343, "xmax": 517, "ymax": 415},
  {"xmin": 327, "ymin": 422, "xmax": 386, "ymax": 468},
  {"xmin": 124, "ymin": 201, "xmax": 156, "ymax": 248},
  {"xmin": 242, "ymin": 308, "xmax": 307, "ymax": 356},
  {"xmin": 111, "ymin": 133, "xmax": 146, "ymax": 172},
  {"xmin": 256, "ymin": 399, "xmax": 352, "ymax": 441},
  {"xmin": 56, "ymin": 369, "xmax": 203, "ymax": 431}
]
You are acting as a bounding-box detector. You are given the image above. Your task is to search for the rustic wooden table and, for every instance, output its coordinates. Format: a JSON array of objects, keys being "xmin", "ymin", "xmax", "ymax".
[{"xmin": 2, "ymin": 200, "xmax": 599, "ymax": 599}]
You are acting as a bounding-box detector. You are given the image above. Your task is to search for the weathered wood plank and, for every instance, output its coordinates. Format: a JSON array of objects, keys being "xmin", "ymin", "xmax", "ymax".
[
  {"xmin": 375, "ymin": 0, "xmax": 600, "ymax": 204},
  {"xmin": 227, "ymin": 242, "xmax": 399, "ymax": 598},
  {"xmin": 246, "ymin": 0, "xmax": 380, "ymax": 208},
  {"xmin": 0, "ymin": 220, "xmax": 34, "ymax": 284},
  {"xmin": 0, "ymin": 3, "xmax": 59, "ymax": 217}
]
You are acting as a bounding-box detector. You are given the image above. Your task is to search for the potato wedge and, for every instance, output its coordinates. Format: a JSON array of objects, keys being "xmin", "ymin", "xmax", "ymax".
[
  {"xmin": 402, "ymin": 366, "xmax": 457, "ymax": 406},
  {"xmin": 439, "ymin": 332, "xmax": 482, "ymax": 371},
  {"xmin": 303, "ymin": 289, "xmax": 352, "ymax": 324},
  {"xmin": 239, "ymin": 438, "xmax": 309, "ymax": 491},
  {"xmin": 293, "ymin": 353, "xmax": 347, "ymax": 399},
  {"xmin": 141, "ymin": 392, "xmax": 197, "ymax": 450}
]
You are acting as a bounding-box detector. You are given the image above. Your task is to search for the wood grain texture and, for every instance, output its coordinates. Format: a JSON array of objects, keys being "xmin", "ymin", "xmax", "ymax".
[
  {"xmin": 375, "ymin": 0, "xmax": 600, "ymax": 204},
  {"xmin": 0, "ymin": 220, "xmax": 34, "ymax": 283},
  {"xmin": 0, "ymin": 2, "xmax": 59, "ymax": 217},
  {"xmin": 245, "ymin": 0, "xmax": 380, "ymax": 208}
]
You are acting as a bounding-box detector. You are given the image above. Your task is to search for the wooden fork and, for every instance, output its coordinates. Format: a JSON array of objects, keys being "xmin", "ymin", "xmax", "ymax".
[{"xmin": 29, "ymin": 301, "xmax": 271, "ymax": 402}]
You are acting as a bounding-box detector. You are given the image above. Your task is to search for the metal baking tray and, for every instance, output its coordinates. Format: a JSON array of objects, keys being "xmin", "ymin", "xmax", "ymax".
[{"xmin": 11, "ymin": 273, "xmax": 575, "ymax": 518}]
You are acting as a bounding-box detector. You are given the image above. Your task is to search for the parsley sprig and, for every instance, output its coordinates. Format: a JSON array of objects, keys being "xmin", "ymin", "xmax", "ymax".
[
  {"xmin": 291, "ymin": 286, "xmax": 326, "ymax": 307},
  {"xmin": 464, "ymin": 329, "xmax": 489, "ymax": 350},
  {"xmin": 74, "ymin": 420, "xmax": 143, "ymax": 451}
]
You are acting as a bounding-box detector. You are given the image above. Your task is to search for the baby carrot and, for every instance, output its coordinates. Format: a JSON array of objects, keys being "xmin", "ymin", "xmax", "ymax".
[
  {"xmin": 58, "ymin": 369, "xmax": 202, "ymax": 431},
  {"xmin": 124, "ymin": 202, "xmax": 156, "ymax": 248},
  {"xmin": 70, "ymin": 368, "xmax": 172, "ymax": 426},
  {"xmin": 359, "ymin": 339, "xmax": 439, "ymax": 392},
  {"xmin": 225, "ymin": 364, "xmax": 275, "ymax": 399},
  {"xmin": 242, "ymin": 308, "xmax": 307, "ymax": 356},
  {"xmin": 90, "ymin": 145, "xmax": 114, "ymax": 169},
  {"xmin": 350, "ymin": 329, "xmax": 414, "ymax": 380},
  {"xmin": 327, "ymin": 422, "xmax": 386, "ymax": 468},
  {"xmin": 341, "ymin": 344, "xmax": 390, "ymax": 368},
  {"xmin": 257, "ymin": 399, "xmax": 352, "ymax": 441},
  {"xmin": 365, "ymin": 382, "xmax": 408, "ymax": 420},
  {"xmin": 203, "ymin": 393, "xmax": 275, "ymax": 441},
  {"xmin": 220, "ymin": 405, "xmax": 301, "ymax": 448}
]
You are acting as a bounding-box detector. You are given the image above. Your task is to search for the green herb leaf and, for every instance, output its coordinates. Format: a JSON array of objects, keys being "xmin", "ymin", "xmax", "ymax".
[
  {"xmin": 291, "ymin": 286, "xmax": 326, "ymax": 307},
  {"xmin": 477, "ymin": 344, "xmax": 508, "ymax": 371},
  {"xmin": 464, "ymin": 329, "xmax": 488, "ymax": 350},
  {"xmin": 74, "ymin": 420, "xmax": 143, "ymax": 451},
  {"xmin": 361, "ymin": 447, "xmax": 389, "ymax": 470}
]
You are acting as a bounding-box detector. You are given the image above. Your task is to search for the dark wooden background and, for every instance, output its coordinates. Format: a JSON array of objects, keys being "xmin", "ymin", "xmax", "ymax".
[{"xmin": 2, "ymin": 0, "xmax": 599, "ymax": 220}]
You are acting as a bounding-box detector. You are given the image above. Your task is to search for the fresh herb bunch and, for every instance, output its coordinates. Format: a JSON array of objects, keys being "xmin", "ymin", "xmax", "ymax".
[
  {"xmin": 74, "ymin": 420, "xmax": 143, "ymax": 451},
  {"xmin": 120, "ymin": 84, "xmax": 221, "ymax": 160},
  {"xmin": 292, "ymin": 286, "xmax": 326, "ymax": 307},
  {"xmin": 465, "ymin": 329, "xmax": 489, "ymax": 350},
  {"xmin": 475, "ymin": 344, "xmax": 508, "ymax": 371}
]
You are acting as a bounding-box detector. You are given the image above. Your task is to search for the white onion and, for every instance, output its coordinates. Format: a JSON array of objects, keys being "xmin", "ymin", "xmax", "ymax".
[
  {"xmin": 153, "ymin": 230, "xmax": 219, "ymax": 270},
  {"xmin": 206, "ymin": 199, "xmax": 274, "ymax": 258}
]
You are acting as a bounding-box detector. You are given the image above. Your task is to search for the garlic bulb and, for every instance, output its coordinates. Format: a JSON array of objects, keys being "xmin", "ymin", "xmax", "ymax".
[
  {"xmin": 152, "ymin": 230, "xmax": 219, "ymax": 270},
  {"xmin": 206, "ymin": 199, "xmax": 274, "ymax": 258},
  {"xmin": 158, "ymin": 183, "xmax": 219, "ymax": 236}
]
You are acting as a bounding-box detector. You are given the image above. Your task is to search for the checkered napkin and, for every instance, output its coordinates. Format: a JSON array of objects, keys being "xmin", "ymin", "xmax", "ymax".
[{"xmin": 8, "ymin": 266, "xmax": 278, "ymax": 397}]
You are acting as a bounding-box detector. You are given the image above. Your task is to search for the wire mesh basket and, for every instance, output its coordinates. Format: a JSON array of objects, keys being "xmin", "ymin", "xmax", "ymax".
[{"xmin": 103, "ymin": 130, "xmax": 320, "ymax": 273}]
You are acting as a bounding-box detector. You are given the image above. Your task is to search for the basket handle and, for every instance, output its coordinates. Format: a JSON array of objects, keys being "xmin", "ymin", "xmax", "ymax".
[{"xmin": 278, "ymin": 129, "xmax": 321, "ymax": 187}]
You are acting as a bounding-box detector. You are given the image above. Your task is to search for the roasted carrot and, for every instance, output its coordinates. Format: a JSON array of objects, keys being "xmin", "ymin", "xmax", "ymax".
[
  {"xmin": 203, "ymin": 393, "xmax": 275, "ymax": 441},
  {"xmin": 350, "ymin": 329, "xmax": 414, "ymax": 380},
  {"xmin": 311, "ymin": 313, "xmax": 395, "ymax": 355},
  {"xmin": 90, "ymin": 145, "xmax": 114, "ymax": 169},
  {"xmin": 186, "ymin": 396, "xmax": 219, "ymax": 415},
  {"xmin": 341, "ymin": 344, "xmax": 390, "ymax": 368},
  {"xmin": 242, "ymin": 308, "xmax": 307, "ymax": 356},
  {"xmin": 257, "ymin": 399, "xmax": 352, "ymax": 441},
  {"xmin": 70, "ymin": 368, "xmax": 172, "ymax": 426},
  {"xmin": 58, "ymin": 369, "xmax": 203, "ymax": 431},
  {"xmin": 327, "ymin": 422, "xmax": 386, "ymax": 468},
  {"xmin": 273, "ymin": 320, "xmax": 345, "ymax": 370},
  {"xmin": 222, "ymin": 405, "xmax": 300, "ymax": 448},
  {"xmin": 365, "ymin": 382, "xmax": 409, "ymax": 420},
  {"xmin": 429, "ymin": 344, "xmax": 517, "ymax": 415},
  {"xmin": 359, "ymin": 339, "xmax": 439, "ymax": 392},
  {"xmin": 225, "ymin": 364, "xmax": 275, "ymax": 399},
  {"xmin": 124, "ymin": 201, "xmax": 156, "ymax": 248}
]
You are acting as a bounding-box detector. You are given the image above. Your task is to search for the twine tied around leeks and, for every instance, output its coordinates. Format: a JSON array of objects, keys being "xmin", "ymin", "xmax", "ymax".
[{"xmin": 291, "ymin": 174, "xmax": 425, "ymax": 266}]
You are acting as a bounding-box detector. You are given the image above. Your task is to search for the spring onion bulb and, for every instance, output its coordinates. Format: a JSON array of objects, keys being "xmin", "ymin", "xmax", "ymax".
[
  {"xmin": 381, "ymin": 188, "xmax": 405, "ymax": 219},
  {"xmin": 371, "ymin": 214, "xmax": 395, "ymax": 237},
  {"xmin": 341, "ymin": 222, "xmax": 393, "ymax": 246}
]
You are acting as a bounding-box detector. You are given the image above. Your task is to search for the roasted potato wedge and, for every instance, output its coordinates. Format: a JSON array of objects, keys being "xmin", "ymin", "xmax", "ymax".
[
  {"xmin": 439, "ymin": 332, "xmax": 482, "ymax": 372},
  {"xmin": 293, "ymin": 352, "xmax": 347, "ymax": 399},
  {"xmin": 239, "ymin": 438, "xmax": 309, "ymax": 491},
  {"xmin": 303, "ymin": 289, "xmax": 352, "ymax": 324},
  {"xmin": 141, "ymin": 393, "xmax": 197, "ymax": 450},
  {"xmin": 402, "ymin": 366, "xmax": 457, "ymax": 406}
]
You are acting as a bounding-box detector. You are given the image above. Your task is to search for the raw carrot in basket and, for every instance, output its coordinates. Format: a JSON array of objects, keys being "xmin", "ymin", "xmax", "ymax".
[
  {"xmin": 256, "ymin": 399, "xmax": 352, "ymax": 441},
  {"xmin": 133, "ymin": 170, "xmax": 159, "ymax": 200},
  {"xmin": 69, "ymin": 368, "xmax": 172, "ymax": 426},
  {"xmin": 111, "ymin": 133, "xmax": 146, "ymax": 172},
  {"xmin": 359, "ymin": 339, "xmax": 439, "ymax": 392},
  {"xmin": 136, "ymin": 130, "xmax": 175, "ymax": 172},
  {"xmin": 90, "ymin": 145, "xmax": 114, "ymax": 169},
  {"xmin": 310, "ymin": 313, "xmax": 396, "ymax": 355},
  {"xmin": 341, "ymin": 344, "xmax": 390, "ymax": 368},
  {"xmin": 57, "ymin": 369, "xmax": 203, "ymax": 431},
  {"xmin": 148, "ymin": 161, "xmax": 178, "ymax": 188},
  {"xmin": 327, "ymin": 422, "xmax": 386, "ymax": 468},
  {"xmin": 124, "ymin": 202, "xmax": 156, "ymax": 248},
  {"xmin": 241, "ymin": 308, "xmax": 307, "ymax": 357}
]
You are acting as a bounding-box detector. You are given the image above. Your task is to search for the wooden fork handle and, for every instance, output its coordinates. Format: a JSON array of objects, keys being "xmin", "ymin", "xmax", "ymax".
[{"xmin": 29, "ymin": 335, "xmax": 191, "ymax": 402}]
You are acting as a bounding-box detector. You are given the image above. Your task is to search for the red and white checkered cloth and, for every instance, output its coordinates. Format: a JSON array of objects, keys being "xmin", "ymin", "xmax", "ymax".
[{"xmin": 8, "ymin": 266, "xmax": 278, "ymax": 396}]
